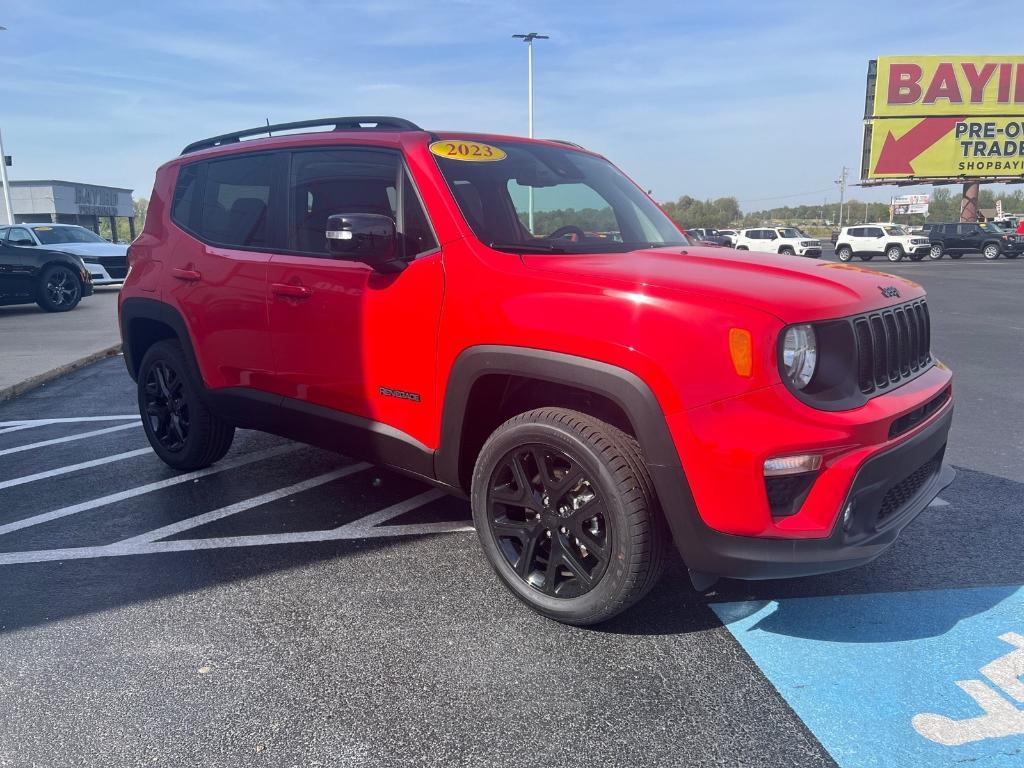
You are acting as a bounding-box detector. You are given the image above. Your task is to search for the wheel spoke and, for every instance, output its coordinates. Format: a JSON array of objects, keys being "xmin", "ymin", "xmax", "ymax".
[
  {"xmin": 556, "ymin": 538, "xmax": 594, "ymax": 586},
  {"xmin": 516, "ymin": 526, "xmax": 544, "ymax": 579},
  {"xmin": 154, "ymin": 366, "xmax": 172, "ymax": 398}
]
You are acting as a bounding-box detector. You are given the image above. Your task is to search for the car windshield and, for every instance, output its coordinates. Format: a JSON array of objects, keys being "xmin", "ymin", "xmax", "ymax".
[
  {"xmin": 884, "ymin": 226, "xmax": 909, "ymax": 235},
  {"xmin": 31, "ymin": 226, "xmax": 106, "ymax": 245},
  {"xmin": 778, "ymin": 228, "xmax": 800, "ymax": 238},
  {"xmin": 430, "ymin": 139, "xmax": 686, "ymax": 253},
  {"xmin": 982, "ymin": 223, "xmax": 1005, "ymax": 234}
]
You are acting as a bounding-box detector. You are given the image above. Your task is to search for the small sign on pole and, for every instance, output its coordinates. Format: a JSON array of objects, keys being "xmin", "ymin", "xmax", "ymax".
[{"xmin": 3, "ymin": 156, "xmax": 9, "ymax": 167}]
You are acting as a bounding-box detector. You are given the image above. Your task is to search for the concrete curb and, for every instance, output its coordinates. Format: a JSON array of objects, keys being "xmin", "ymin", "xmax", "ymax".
[{"xmin": 0, "ymin": 344, "xmax": 123, "ymax": 402}]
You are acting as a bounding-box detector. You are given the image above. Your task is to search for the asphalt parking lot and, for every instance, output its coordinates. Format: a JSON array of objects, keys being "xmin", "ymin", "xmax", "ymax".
[{"xmin": 1, "ymin": 253, "xmax": 1022, "ymax": 768}]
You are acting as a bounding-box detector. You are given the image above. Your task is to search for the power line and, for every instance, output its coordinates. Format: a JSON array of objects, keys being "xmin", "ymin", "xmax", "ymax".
[{"xmin": 737, "ymin": 188, "xmax": 839, "ymax": 205}]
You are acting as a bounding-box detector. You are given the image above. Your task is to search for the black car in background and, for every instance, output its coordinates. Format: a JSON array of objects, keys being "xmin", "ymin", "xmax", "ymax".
[
  {"xmin": 928, "ymin": 222, "xmax": 1024, "ymax": 260},
  {"xmin": 0, "ymin": 240, "xmax": 93, "ymax": 311},
  {"xmin": 687, "ymin": 228, "xmax": 731, "ymax": 246}
]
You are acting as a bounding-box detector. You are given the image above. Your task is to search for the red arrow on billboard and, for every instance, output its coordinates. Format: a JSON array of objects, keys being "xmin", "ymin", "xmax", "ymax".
[{"xmin": 873, "ymin": 117, "xmax": 962, "ymax": 174}]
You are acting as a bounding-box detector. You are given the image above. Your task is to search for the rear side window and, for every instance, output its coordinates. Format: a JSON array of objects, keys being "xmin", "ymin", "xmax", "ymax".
[
  {"xmin": 848, "ymin": 227, "xmax": 863, "ymax": 237},
  {"xmin": 200, "ymin": 154, "xmax": 275, "ymax": 248},
  {"xmin": 171, "ymin": 165, "xmax": 199, "ymax": 230}
]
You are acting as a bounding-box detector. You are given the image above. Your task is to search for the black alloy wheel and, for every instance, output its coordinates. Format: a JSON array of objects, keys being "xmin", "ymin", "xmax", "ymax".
[
  {"xmin": 487, "ymin": 444, "xmax": 610, "ymax": 599},
  {"xmin": 472, "ymin": 408, "xmax": 667, "ymax": 625},
  {"xmin": 143, "ymin": 361, "xmax": 190, "ymax": 452},
  {"xmin": 36, "ymin": 265, "xmax": 82, "ymax": 312},
  {"xmin": 136, "ymin": 340, "xmax": 235, "ymax": 470}
]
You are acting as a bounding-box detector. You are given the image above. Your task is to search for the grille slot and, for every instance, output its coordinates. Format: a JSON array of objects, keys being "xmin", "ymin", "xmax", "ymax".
[
  {"xmin": 877, "ymin": 451, "xmax": 942, "ymax": 522},
  {"xmin": 856, "ymin": 300, "xmax": 932, "ymax": 395}
]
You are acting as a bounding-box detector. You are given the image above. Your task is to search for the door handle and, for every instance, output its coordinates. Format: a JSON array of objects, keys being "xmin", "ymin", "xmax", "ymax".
[
  {"xmin": 172, "ymin": 267, "xmax": 202, "ymax": 282},
  {"xmin": 272, "ymin": 282, "xmax": 312, "ymax": 299}
]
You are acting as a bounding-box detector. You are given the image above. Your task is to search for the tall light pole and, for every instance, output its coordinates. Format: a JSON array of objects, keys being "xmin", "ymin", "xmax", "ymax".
[
  {"xmin": 834, "ymin": 166, "xmax": 848, "ymax": 229},
  {"xmin": 0, "ymin": 26, "xmax": 12, "ymax": 227},
  {"xmin": 513, "ymin": 31, "xmax": 548, "ymax": 233}
]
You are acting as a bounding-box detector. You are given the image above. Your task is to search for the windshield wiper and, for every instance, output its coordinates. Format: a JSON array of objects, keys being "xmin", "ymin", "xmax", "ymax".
[{"xmin": 488, "ymin": 241, "xmax": 568, "ymax": 254}]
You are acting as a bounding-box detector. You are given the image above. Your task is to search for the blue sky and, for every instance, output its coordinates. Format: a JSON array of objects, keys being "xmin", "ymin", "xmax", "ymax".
[{"xmin": 0, "ymin": 0, "xmax": 1019, "ymax": 208}]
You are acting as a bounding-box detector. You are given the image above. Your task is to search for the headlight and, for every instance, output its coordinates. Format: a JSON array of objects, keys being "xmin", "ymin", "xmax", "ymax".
[{"xmin": 782, "ymin": 324, "xmax": 817, "ymax": 389}]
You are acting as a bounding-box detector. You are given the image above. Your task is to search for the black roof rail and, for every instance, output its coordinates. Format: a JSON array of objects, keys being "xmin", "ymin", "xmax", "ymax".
[{"xmin": 181, "ymin": 116, "xmax": 424, "ymax": 155}]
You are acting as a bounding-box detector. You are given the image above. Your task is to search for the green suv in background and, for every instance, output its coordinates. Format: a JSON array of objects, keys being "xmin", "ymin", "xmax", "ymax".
[{"xmin": 928, "ymin": 222, "xmax": 1024, "ymax": 261}]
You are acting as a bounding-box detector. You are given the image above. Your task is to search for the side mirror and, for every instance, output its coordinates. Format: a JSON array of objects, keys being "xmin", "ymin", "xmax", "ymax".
[
  {"xmin": 326, "ymin": 213, "xmax": 404, "ymax": 273},
  {"xmin": 768, "ymin": 233, "xmax": 778, "ymax": 240}
]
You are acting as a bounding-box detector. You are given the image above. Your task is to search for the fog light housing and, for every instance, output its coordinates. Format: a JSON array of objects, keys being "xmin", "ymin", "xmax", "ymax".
[
  {"xmin": 764, "ymin": 454, "xmax": 823, "ymax": 477},
  {"xmin": 842, "ymin": 500, "xmax": 856, "ymax": 531}
]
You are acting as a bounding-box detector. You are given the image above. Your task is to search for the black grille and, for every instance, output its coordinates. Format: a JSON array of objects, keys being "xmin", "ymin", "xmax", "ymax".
[
  {"xmin": 877, "ymin": 452, "xmax": 941, "ymax": 522},
  {"xmin": 853, "ymin": 300, "xmax": 931, "ymax": 395}
]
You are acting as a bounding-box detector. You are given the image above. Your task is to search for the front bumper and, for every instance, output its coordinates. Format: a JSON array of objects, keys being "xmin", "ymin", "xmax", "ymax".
[
  {"xmin": 651, "ymin": 405, "xmax": 954, "ymax": 581},
  {"xmin": 83, "ymin": 260, "xmax": 128, "ymax": 286}
]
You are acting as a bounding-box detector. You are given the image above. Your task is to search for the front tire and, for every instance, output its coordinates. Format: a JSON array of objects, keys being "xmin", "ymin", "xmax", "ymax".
[
  {"xmin": 886, "ymin": 245, "xmax": 904, "ymax": 262},
  {"xmin": 983, "ymin": 243, "xmax": 1000, "ymax": 260},
  {"xmin": 471, "ymin": 408, "xmax": 667, "ymax": 626},
  {"xmin": 779, "ymin": 246, "xmax": 795, "ymax": 256},
  {"xmin": 929, "ymin": 244, "xmax": 944, "ymax": 260},
  {"xmin": 836, "ymin": 246, "xmax": 853, "ymax": 262},
  {"xmin": 36, "ymin": 264, "xmax": 82, "ymax": 312},
  {"xmin": 137, "ymin": 340, "xmax": 235, "ymax": 471}
]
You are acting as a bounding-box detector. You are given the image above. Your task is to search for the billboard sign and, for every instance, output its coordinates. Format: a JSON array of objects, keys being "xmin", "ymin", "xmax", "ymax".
[
  {"xmin": 892, "ymin": 194, "xmax": 930, "ymax": 215},
  {"xmin": 862, "ymin": 56, "xmax": 1024, "ymax": 182}
]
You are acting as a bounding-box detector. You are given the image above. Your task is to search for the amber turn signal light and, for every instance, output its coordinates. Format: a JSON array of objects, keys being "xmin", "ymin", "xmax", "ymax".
[{"xmin": 729, "ymin": 328, "xmax": 753, "ymax": 377}]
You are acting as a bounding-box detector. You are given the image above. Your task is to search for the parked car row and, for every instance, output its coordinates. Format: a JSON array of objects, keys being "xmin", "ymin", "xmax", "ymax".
[
  {"xmin": 0, "ymin": 223, "xmax": 128, "ymax": 312},
  {"xmin": 835, "ymin": 222, "xmax": 1023, "ymax": 262}
]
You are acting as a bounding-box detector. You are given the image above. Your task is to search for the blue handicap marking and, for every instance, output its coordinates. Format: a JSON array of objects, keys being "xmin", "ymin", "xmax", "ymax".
[{"xmin": 712, "ymin": 585, "xmax": 1024, "ymax": 768}]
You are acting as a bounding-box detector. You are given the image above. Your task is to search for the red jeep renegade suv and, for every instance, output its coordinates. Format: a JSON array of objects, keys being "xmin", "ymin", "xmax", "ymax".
[{"xmin": 119, "ymin": 116, "xmax": 954, "ymax": 625}]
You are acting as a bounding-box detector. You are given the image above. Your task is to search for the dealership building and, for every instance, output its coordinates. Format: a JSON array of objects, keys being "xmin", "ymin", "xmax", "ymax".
[{"xmin": 0, "ymin": 180, "xmax": 137, "ymax": 238}]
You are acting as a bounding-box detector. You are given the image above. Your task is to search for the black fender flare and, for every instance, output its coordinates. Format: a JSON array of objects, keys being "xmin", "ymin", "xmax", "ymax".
[
  {"xmin": 119, "ymin": 296, "xmax": 200, "ymax": 382},
  {"xmin": 434, "ymin": 345, "xmax": 706, "ymax": 558}
]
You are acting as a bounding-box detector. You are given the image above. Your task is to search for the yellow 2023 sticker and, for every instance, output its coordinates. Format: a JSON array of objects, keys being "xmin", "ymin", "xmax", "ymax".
[{"xmin": 429, "ymin": 140, "xmax": 506, "ymax": 162}]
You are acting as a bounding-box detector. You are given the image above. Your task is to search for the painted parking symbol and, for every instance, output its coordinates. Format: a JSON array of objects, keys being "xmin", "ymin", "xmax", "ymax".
[{"xmin": 712, "ymin": 586, "xmax": 1024, "ymax": 768}]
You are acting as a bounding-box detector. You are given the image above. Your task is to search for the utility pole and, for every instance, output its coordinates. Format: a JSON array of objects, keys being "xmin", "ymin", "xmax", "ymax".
[
  {"xmin": 513, "ymin": 31, "xmax": 549, "ymax": 234},
  {"xmin": 835, "ymin": 166, "xmax": 848, "ymax": 228},
  {"xmin": 0, "ymin": 26, "xmax": 11, "ymax": 227},
  {"xmin": 0, "ymin": 126, "xmax": 13, "ymax": 226}
]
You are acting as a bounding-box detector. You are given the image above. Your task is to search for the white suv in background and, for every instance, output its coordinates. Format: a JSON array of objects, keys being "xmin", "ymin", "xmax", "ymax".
[
  {"xmin": 834, "ymin": 224, "xmax": 931, "ymax": 263},
  {"xmin": 732, "ymin": 227, "xmax": 822, "ymax": 258}
]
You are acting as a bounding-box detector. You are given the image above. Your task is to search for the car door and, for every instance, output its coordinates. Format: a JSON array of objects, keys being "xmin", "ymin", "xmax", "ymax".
[
  {"xmin": 958, "ymin": 223, "xmax": 981, "ymax": 253},
  {"xmin": 863, "ymin": 226, "xmax": 883, "ymax": 253},
  {"xmin": 0, "ymin": 241, "xmax": 33, "ymax": 301},
  {"xmin": 266, "ymin": 146, "xmax": 444, "ymax": 447},
  {"xmin": 166, "ymin": 152, "xmax": 278, "ymax": 391}
]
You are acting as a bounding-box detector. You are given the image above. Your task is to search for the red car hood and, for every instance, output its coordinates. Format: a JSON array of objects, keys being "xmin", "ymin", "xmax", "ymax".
[{"xmin": 521, "ymin": 246, "xmax": 924, "ymax": 323}]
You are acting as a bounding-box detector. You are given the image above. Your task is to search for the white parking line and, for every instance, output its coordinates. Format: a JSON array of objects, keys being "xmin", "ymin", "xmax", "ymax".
[
  {"xmin": 0, "ymin": 488, "xmax": 472, "ymax": 567},
  {"xmin": 0, "ymin": 422, "xmax": 141, "ymax": 457},
  {"xmin": 0, "ymin": 443, "xmax": 299, "ymax": 537},
  {"xmin": 0, "ymin": 448, "xmax": 152, "ymax": 491},
  {"xmin": 120, "ymin": 462, "xmax": 372, "ymax": 545},
  {"xmin": 0, "ymin": 415, "xmax": 141, "ymax": 435}
]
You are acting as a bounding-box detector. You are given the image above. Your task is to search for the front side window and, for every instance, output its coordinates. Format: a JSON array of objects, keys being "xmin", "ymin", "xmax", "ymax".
[
  {"xmin": 432, "ymin": 139, "xmax": 685, "ymax": 253},
  {"xmin": 285, "ymin": 148, "xmax": 436, "ymax": 259},
  {"xmin": 199, "ymin": 153, "xmax": 275, "ymax": 248},
  {"xmin": 777, "ymin": 228, "xmax": 800, "ymax": 238},
  {"xmin": 8, "ymin": 227, "xmax": 33, "ymax": 244}
]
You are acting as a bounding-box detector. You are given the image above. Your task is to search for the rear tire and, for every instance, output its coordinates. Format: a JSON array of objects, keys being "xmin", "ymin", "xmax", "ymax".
[
  {"xmin": 983, "ymin": 243, "xmax": 1000, "ymax": 260},
  {"xmin": 137, "ymin": 340, "xmax": 235, "ymax": 471},
  {"xmin": 36, "ymin": 264, "xmax": 82, "ymax": 312},
  {"xmin": 471, "ymin": 408, "xmax": 668, "ymax": 626},
  {"xmin": 836, "ymin": 246, "xmax": 853, "ymax": 262}
]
